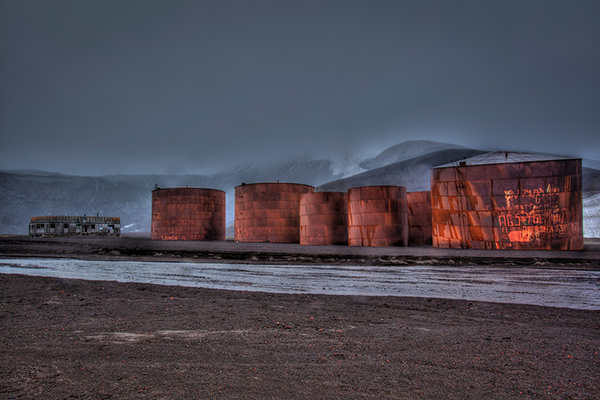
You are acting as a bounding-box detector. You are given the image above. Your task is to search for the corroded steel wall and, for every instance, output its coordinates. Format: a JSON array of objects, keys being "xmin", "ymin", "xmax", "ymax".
[
  {"xmin": 151, "ymin": 188, "xmax": 226, "ymax": 241},
  {"xmin": 300, "ymin": 192, "xmax": 348, "ymax": 245},
  {"xmin": 348, "ymin": 186, "xmax": 408, "ymax": 247},
  {"xmin": 407, "ymin": 191, "xmax": 432, "ymax": 246},
  {"xmin": 235, "ymin": 183, "xmax": 315, "ymax": 243},
  {"xmin": 431, "ymin": 159, "xmax": 583, "ymax": 250}
]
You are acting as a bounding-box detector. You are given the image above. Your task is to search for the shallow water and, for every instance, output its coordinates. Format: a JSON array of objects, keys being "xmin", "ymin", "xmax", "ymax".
[{"xmin": 1, "ymin": 258, "xmax": 599, "ymax": 310}]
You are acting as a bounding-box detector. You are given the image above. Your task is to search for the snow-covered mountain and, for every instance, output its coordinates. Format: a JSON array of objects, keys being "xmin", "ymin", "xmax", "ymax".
[
  {"xmin": 359, "ymin": 140, "xmax": 469, "ymax": 170},
  {"xmin": 583, "ymin": 168, "xmax": 600, "ymax": 238},
  {"xmin": 0, "ymin": 171, "xmax": 151, "ymax": 234},
  {"xmin": 583, "ymin": 191, "xmax": 600, "ymax": 238},
  {"xmin": 319, "ymin": 149, "xmax": 487, "ymax": 192},
  {"xmin": 1, "ymin": 140, "xmax": 599, "ymax": 238},
  {"xmin": 0, "ymin": 158, "xmax": 352, "ymax": 235},
  {"xmin": 98, "ymin": 158, "xmax": 354, "ymax": 235}
]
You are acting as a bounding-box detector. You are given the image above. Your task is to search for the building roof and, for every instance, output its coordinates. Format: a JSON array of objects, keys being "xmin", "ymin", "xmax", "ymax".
[
  {"xmin": 433, "ymin": 151, "xmax": 579, "ymax": 168},
  {"xmin": 30, "ymin": 216, "xmax": 120, "ymax": 224}
]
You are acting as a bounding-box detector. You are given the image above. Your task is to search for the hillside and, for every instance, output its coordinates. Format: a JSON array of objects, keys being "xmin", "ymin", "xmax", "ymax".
[
  {"xmin": 583, "ymin": 168, "xmax": 600, "ymax": 237},
  {"xmin": 319, "ymin": 149, "xmax": 487, "ymax": 192},
  {"xmin": 318, "ymin": 153, "xmax": 600, "ymax": 238},
  {"xmin": 359, "ymin": 140, "xmax": 469, "ymax": 170},
  {"xmin": 0, "ymin": 172, "xmax": 150, "ymax": 234},
  {"xmin": 100, "ymin": 158, "xmax": 348, "ymax": 236},
  {"xmin": 1, "ymin": 139, "xmax": 599, "ymax": 238},
  {"xmin": 0, "ymin": 158, "xmax": 348, "ymax": 235}
]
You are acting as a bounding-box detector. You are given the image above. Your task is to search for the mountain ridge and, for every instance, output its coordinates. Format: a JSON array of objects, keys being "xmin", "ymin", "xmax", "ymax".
[
  {"xmin": 359, "ymin": 140, "xmax": 469, "ymax": 170},
  {"xmin": 319, "ymin": 149, "xmax": 487, "ymax": 192},
  {"xmin": 1, "ymin": 140, "xmax": 599, "ymax": 237}
]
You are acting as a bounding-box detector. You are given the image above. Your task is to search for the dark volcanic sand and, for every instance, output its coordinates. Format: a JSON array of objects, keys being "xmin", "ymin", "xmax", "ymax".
[
  {"xmin": 0, "ymin": 236, "xmax": 599, "ymax": 399},
  {"xmin": 1, "ymin": 274, "xmax": 599, "ymax": 399}
]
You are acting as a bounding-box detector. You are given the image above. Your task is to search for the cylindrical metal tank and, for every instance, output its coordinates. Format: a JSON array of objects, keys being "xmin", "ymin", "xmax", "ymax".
[
  {"xmin": 235, "ymin": 182, "xmax": 315, "ymax": 243},
  {"xmin": 151, "ymin": 187, "xmax": 226, "ymax": 241},
  {"xmin": 347, "ymin": 186, "xmax": 408, "ymax": 247},
  {"xmin": 407, "ymin": 191, "xmax": 432, "ymax": 246},
  {"xmin": 431, "ymin": 152, "xmax": 583, "ymax": 250},
  {"xmin": 299, "ymin": 192, "xmax": 348, "ymax": 245}
]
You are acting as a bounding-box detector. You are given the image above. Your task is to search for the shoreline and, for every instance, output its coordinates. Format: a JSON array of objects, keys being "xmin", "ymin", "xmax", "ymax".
[
  {"xmin": 1, "ymin": 235, "xmax": 599, "ymax": 270},
  {"xmin": 2, "ymin": 258, "xmax": 599, "ymax": 311},
  {"xmin": 1, "ymin": 236, "xmax": 599, "ymax": 398}
]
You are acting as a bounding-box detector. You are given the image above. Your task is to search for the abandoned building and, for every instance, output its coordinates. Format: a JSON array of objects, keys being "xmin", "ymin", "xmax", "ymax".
[{"xmin": 29, "ymin": 215, "xmax": 121, "ymax": 237}]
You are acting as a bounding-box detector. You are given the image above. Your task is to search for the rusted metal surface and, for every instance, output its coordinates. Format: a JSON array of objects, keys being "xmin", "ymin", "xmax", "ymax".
[
  {"xmin": 29, "ymin": 215, "xmax": 121, "ymax": 237},
  {"xmin": 348, "ymin": 186, "xmax": 408, "ymax": 247},
  {"xmin": 431, "ymin": 155, "xmax": 583, "ymax": 250},
  {"xmin": 300, "ymin": 192, "xmax": 348, "ymax": 245},
  {"xmin": 151, "ymin": 187, "xmax": 226, "ymax": 241},
  {"xmin": 235, "ymin": 182, "xmax": 315, "ymax": 243},
  {"xmin": 407, "ymin": 191, "xmax": 432, "ymax": 246}
]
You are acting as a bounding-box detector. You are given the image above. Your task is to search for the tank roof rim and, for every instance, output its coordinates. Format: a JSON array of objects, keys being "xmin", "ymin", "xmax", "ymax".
[
  {"xmin": 348, "ymin": 185, "xmax": 406, "ymax": 190},
  {"xmin": 151, "ymin": 187, "xmax": 226, "ymax": 193},
  {"xmin": 432, "ymin": 151, "xmax": 581, "ymax": 169},
  {"xmin": 30, "ymin": 215, "xmax": 120, "ymax": 221},
  {"xmin": 234, "ymin": 182, "xmax": 315, "ymax": 189},
  {"xmin": 309, "ymin": 191, "xmax": 348, "ymax": 194}
]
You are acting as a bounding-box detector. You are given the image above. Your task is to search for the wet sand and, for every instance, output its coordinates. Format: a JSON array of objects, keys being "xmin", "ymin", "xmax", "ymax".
[
  {"xmin": 0, "ymin": 236, "xmax": 599, "ymax": 399},
  {"xmin": 3, "ymin": 259, "xmax": 600, "ymax": 310},
  {"xmin": 1, "ymin": 235, "xmax": 600, "ymax": 268}
]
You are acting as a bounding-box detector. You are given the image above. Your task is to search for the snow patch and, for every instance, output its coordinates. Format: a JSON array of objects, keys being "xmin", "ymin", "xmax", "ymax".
[{"xmin": 583, "ymin": 191, "xmax": 600, "ymax": 238}]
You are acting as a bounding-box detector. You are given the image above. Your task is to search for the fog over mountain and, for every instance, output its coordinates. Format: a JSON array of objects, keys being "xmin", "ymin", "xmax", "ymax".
[
  {"xmin": 1, "ymin": 1, "xmax": 599, "ymax": 177},
  {"xmin": 319, "ymin": 148, "xmax": 487, "ymax": 193},
  {"xmin": 2, "ymin": 1, "xmax": 598, "ymax": 241},
  {"xmin": 0, "ymin": 172, "xmax": 151, "ymax": 234},
  {"xmin": 1, "ymin": 140, "xmax": 599, "ymax": 238},
  {"xmin": 359, "ymin": 140, "xmax": 470, "ymax": 171},
  {"xmin": 1, "ymin": 154, "xmax": 358, "ymax": 236}
]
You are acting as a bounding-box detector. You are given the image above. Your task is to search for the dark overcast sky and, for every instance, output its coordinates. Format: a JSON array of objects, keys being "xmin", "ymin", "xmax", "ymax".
[{"xmin": 1, "ymin": 0, "xmax": 599, "ymax": 175}]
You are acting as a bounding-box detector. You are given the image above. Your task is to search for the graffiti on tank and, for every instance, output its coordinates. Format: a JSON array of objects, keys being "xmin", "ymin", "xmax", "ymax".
[{"xmin": 497, "ymin": 185, "xmax": 566, "ymax": 245}]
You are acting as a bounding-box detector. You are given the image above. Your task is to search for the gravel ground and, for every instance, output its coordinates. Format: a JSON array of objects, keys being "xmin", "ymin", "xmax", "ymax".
[
  {"xmin": 1, "ymin": 274, "xmax": 599, "ymax": 399},
  {"xmin": 0, "ymin": 236, "xmax": 599, "ymax": 399}
]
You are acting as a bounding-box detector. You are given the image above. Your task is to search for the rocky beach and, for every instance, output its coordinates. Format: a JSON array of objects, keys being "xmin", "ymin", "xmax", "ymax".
[{"xmin": 0, "ymin": 236, "xmax": 599, "ymax": 399}]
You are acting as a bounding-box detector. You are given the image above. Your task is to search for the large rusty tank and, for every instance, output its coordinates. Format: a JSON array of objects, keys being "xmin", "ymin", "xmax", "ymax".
[
  {"xmin": 407, "ymin": 191, "xmax": 432, "ymax": 246},
  {"xmin": 299, "ymin": 192, "xmax": 348, "ymax": 245},
  {"xmin": 347, "ymin": 186, "xmax": 408, "ymax": 247},
  {"xmin": 431, "ymin": 152, "xmax": 583, "ymax": 250},
  {"xmin": 151, "ymin": 187, "xmax": 226, "ymax": 241},
  {"xmin": 235, "ymin": 182, "xmax": 315, "ymax": 243}
]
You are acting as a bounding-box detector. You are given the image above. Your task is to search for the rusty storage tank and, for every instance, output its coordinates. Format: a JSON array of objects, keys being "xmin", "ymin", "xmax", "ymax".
[
  {"xmin": 151, "ymin": 187, "xmax": 226, "ymax": 241},
  {"xmin": 431, "ymin": 152, "xmax": 583, "ymax": 250},
  {"xmin": 348, "ymin": 186, "xmax": 408, "ymax": 247},
  {"xmin": 299, "ymin": 192, "xmax": 348, "ymax": 245},
  {"xmin": 235, "ymin": 182, "xmax": 315, "ymax": 243},
  {"xmin": 407, "ymin": 191, "xmax": 432, "ymax": 246}
]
